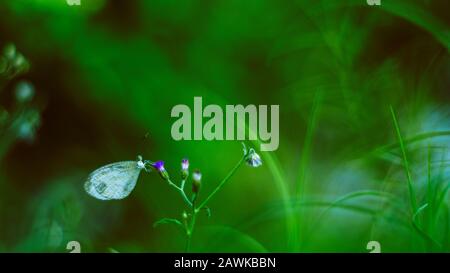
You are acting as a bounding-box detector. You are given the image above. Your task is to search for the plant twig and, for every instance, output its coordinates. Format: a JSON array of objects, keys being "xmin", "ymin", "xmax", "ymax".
[
  {"xmin": 196, "ymin": 156, "xmax": 245, "ymax": 212},
  {"xmin": 167, "ymin": 179, "xmax": 192, "ymax": 207}
]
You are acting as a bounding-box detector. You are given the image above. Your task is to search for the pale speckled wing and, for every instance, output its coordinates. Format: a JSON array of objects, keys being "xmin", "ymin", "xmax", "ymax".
[{"xmin": 84, "ymin": 161, "xmax": 142, "ymax": 200}]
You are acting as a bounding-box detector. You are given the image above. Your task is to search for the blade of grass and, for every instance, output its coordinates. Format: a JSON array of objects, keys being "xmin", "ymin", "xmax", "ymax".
[
  {"xmin": 237, "ymin": 116, "xmax": 294, "ymax": 251},
  {"xmin": 307, "ymin": 190, "xmax": 400, "ymax": 240},
  {"xmin": 390, "ymin": 106, "xmax": 418, "ymax": 215},
  {"xmin": 411, "ymin": 203, "xmax": 442, "ymax": 251},
  {"xmin": 238, "ymin": 198, "xmax": 414, "ymax": 236},
  {"xmin": 434, "ymin": 183, "xmax": 450, "ymax": 217},
  {"xmin": 370, "ymin": 130, "xmax": 450, "ymax": 158},
  {"xmin": 380, "ymin": 0, "xmax": 450, "ymax": 50},
  {"xmin": 295, "ymin": 90, "xmax": 322, "ymax": 251},
  {"xmin": 426, "ymin": 144, "xmax": 433, "ymax": 235},
  {"xmin": 297, "ymin": 91, "xmax": 322, "ymax": 197},
  {"xmin": 444, "ymin": 205, "xmax": 449, "ymax": 251},
  {"xmin": 434, "ymin": 147, "xmax": 450, "ymax": 216},
  {"xmin": 255, "ymin": 147, "xmax": 296, "ymax": 251}
]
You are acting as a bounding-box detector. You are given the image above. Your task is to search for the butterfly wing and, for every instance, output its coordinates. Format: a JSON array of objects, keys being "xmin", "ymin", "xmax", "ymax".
[{"xmin": 84, "ymin": 161, "xmax": 142, "ymax": 200}]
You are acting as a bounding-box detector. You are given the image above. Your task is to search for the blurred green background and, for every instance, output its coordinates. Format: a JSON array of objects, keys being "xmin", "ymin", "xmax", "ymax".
[{"xmin": 0, "ymin": 0, "xmax": 448, "ymax": 253}]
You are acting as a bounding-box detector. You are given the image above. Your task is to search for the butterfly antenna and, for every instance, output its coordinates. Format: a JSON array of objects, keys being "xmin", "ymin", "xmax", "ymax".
[{"xmin": 135, "ymin": 131, "xmax": 151, "ymax": 158}]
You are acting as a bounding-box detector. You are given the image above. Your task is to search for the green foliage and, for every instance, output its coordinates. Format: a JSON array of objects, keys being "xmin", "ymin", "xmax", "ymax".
[{"xmin": 0, "ymin": 0, "xmax": 448, "ymax": 252}]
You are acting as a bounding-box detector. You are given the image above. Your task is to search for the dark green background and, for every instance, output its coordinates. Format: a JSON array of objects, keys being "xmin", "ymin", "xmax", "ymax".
[{"xmin": 0, "ymin": 0, "xmax": 448, "ymax": 252}]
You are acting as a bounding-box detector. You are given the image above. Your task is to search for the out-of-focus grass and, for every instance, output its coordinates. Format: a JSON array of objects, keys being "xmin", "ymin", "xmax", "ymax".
[{"xmin": 0, "ymin": 0, "xmax": 448, "ymax": 252}]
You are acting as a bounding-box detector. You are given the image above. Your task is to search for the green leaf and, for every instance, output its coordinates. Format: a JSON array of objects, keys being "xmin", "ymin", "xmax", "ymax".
[{"xmin": 153, "ymin": 218, "xmax": 183, "ymax": 229}]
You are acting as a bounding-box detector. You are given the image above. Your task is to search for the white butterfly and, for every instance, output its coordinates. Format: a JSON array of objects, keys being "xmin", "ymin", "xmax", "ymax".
[{"xmin": 84, "ymin": 156, "xmax": 150, "ymax": 200}]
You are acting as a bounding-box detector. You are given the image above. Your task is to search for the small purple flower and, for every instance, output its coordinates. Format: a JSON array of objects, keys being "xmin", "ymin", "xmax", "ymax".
[
  {"xmin": 152, "ymin": 161, "xmax": 166, "ymax": 172},
  {"xmin": 192, "ymin": 169, "xmax": 202, "ymax": 193},
  {"xmin": 181, "ymin": 158, "xmax": 189, "ymax": 171},
  {"xmin": 181, "ymin": 158, "xmax": 189, "ymax": 180},
  {"xmin": 152, "ymin": 160, "xmax": 170, "ymax": 181}
]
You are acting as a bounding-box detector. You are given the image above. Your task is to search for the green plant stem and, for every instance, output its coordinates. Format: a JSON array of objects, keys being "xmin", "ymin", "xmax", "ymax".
[
  {"xmin": 185, "ymin": 201, "xmax": 197, "ymax": 253},
  {"xmin": 185, "ymin": 155, "xmax": 246, "ymax": 252},
  {"xmin": 167, "ymin": 179, "xmax": 192, "ymax": 207},
  {"xmin": 196, "ymin": 156, "xmax": 245, "ymax": 212},
  {"xmin": 185, "ymin": 229, "xmax": 192, "ymax": 252}
]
